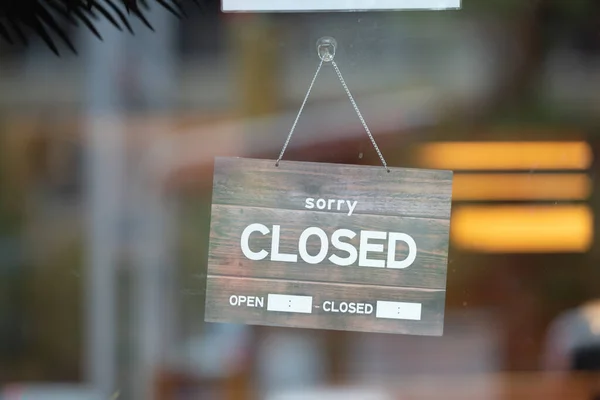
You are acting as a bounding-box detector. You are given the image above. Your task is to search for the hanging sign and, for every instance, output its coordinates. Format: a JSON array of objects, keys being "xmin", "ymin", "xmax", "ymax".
[
  {"xmin": 204, "ymin": 157, "xmax": 453, "ymax": 336},
  {"xmin": 222, "ymin": 0, "xmax": 461, "ymax": 12}
]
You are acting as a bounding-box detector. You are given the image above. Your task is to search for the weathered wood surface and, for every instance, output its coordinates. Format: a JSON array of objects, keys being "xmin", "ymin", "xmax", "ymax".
[
  {"xmin": 205, "ymin": 276, "xmax": 445, "ymax": 336},
  {"xmin": 208, "ymin": 205, "xmax": 449, "ymax": 289},
  {"xmin": 205, "ymin": 157, "xmax": 453, "ymax": 335},
  {"xmin": 212, "ymin": 157, "xmax": 453, "ymax": 219}
]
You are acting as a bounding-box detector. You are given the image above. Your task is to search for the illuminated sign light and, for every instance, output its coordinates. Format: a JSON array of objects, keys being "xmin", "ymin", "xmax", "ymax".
[
  {"xmin": 452, "ymin": 173, "xmax": 592, "ymax": 201},
  {"xmin": 416, "ymin": 142, "xmax": 593, "ymax": 171},
  {"xmin": 451, "ymin": 205, "xmax": 594, "ymax": 253}
]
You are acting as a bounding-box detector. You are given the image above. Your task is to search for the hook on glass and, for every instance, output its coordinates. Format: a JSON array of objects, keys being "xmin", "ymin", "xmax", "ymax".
[{"xmin": 316, "ymin": 36, "xmax": 337, "ymax": 62}]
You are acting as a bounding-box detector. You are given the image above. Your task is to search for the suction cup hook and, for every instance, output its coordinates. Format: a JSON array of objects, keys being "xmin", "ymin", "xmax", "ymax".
[{"xmin": 317, "ymin": 36, "xmax": 337, "ymax": 62}]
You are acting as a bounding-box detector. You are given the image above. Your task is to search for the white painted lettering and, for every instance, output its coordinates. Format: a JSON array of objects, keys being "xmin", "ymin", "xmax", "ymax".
[
  {"xmin": 387, "ymin": 232, "xmax": 418, "ymax": 269},
  {"xmin": 239, "ymin": 224, "xmax": 418, "ymax": 270},
  {"xmin": 229, "ymin": 295, "xmax": 265, "ymax": 308},
  {"xmin": 329, "ymin": 229, "xmax": 358, "ymax": 266},
  {"xmin": 241, "ymin": 223, "xmax": 269, "ymax": 261},
  {"xmin": 321, "ymin": 301, "xmax": 374, "ymax": 314},
  {"xmin": 327, "ymin": 199, "xmax": 335, "ymax": 210},
  {"xmin": 316, "ymin": 198, "xmax": 326, "ymax": 209},
  {"xmin": 359, "ymin": 230, "xmax": 386, "ymax": 268},
  {"xmin": 346, "ymin": 200, "xmax": 357, "ymax": 216},
  {"xmin": 299, "ymin": 227, "xmax": 328, "ymax": 264},
  {"xmin": 303, "ymin": 198, "xmax": 358, "ymax": 215},
  {"xmin": 271, "ymin": 225, "xmax": 298, "ymax": 263}
]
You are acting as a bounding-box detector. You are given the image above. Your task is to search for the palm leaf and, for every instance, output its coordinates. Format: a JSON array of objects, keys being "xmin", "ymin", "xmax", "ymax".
[
  {"xmin": 0, "ymin": 1, "xmax": 200, "ymax": 54},
  {"xmin": 46, "ymin": 0, "xmax": 80, "ymax": 26},
  {"xmin": 9, "ymin": 21, "xmax": 28, "ymax": 45},
  {"xmin": 129, "ymin": 4, "xmax": 154, "ymax": 31},
  {"xmin": 104, "ymin": 0, "xmax": 134, "ymax": 33},
  {"xmin": 31, "ymin": 17, "xmax": 60, "ymax": 55},
  {"xmin": 0, "ymin": 21, "xmax": 13, "ymax": 44},
  {"xmin": 156, "ymin": 0, "xmax": 184, "ymax": 18},
  {"xmin": 72, "ymin": 7, "xmax": 104, "ymax": 40},
  {"xmin": 35, "ymin": 4, "xmax": 78, "ymax": 52},
  {"xmin": 91, "ymin": 2, "xmax": 123, "ymax": 31},
  {"xmin": 138, "ymin": 0, "xmax": 152, "ymax": 11}
]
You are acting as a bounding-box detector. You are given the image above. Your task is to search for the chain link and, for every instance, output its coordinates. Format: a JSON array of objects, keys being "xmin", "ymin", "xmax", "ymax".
[
  {"xmin": 276, "ymin": 47, "xmax": 389, "ymax": 172},
  {"xmin": 276, "ymin": 59, "xmax": 324, "ymax": 166},
  {"xmin": 331, "ymin": 60, "xmax": 389, "ymax": 172}
]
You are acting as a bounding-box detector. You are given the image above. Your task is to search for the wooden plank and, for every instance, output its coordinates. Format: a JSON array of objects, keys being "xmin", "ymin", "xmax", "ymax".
[
  {"xmin": 212, "ymin": 157, "xmax": 453, "ymax": 220},
  {"xmin": 205, "ymin": 157, "xmax": 452, "ymax": 335},
  {"xmin": 208, "ymin": 205, "xmax": 449, "ymax": 289},
  {"xmin": 205, "ymin": 276, "xmax": 445, "ymax": 336}
]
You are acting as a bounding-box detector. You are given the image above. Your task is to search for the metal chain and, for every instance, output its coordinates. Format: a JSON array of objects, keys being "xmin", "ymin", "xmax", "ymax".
[
  {"xmin": 276, "ymin": 44, "xmax": 389, "ymax": 172},
  {"xmin": 276, "ymin": 59, "xmax": 324, "ymax": 166},
  {"xmin": 331, "ymin": 60, "xmax": 389, "ymax": 172}
]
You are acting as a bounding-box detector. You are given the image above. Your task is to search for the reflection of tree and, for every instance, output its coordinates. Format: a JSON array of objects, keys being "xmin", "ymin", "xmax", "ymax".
[{"xmin": 0, "ymin": 0, "xmax": 196, "ymax": 55}]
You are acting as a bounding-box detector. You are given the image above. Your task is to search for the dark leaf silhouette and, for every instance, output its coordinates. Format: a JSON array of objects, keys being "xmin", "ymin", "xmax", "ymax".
[
  {"xmin": 31, "ymin": 17, "xmax": 60, "ymax": 55},
  {"xmin": 139, "ymin": 0, "xmax": 151, "ymax": 11},
  {"xmin": 81, "ymin": 4, "xmax": 100, "ymax": 19},
  {"xmin": 123, "ymin": 0, "xmax": 141, "ymax": 13},
  {"xmin": 46, "ymin": 0, "xmax": 80, "ymax": 25},
  {"xmin": 91, "ymin": 2, "xmax": 123, "ymax": 30},
  {"xmin": 72, "ymin": 7, "xmax": 104, "ymax": 40},
  {"xmin": 130, "ymin": 7, "xmax": 155, "ymax": 31},
  {"xmin": 0, "ymin": 1, "xmax": 199, "ymax": 54},
  {"xmin": 9, "ymin": 21, "xmax": 29, "ymax": 45},
  {"xmin": 157, "ymin": 0, "xmax": 184, "ymax": 18},
  {"xmin": 36, "ymin": 4, "xmax": 78, "ymax": 52},
  {"xmin": 104, "ymin": 0, "xmax": 134, "ymax": 33},
  {"xmin": 0, "ymin": 22, "xmax": 13, "ymax": 44}
]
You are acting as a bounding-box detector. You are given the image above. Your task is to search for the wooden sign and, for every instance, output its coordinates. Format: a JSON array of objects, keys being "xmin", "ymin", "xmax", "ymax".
[{"xmin": 204, "ymin": 157, "xmax": 453, "ymax": 336}]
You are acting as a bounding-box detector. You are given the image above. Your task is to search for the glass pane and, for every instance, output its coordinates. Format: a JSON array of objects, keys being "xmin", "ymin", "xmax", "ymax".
[{"xmin": 0, "ymin": 0, "xmax": 599, "ymax": 399}]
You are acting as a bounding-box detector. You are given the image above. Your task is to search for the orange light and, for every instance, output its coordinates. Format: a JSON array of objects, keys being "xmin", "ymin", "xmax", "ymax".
[
  {"xmin": 452, "ymin": 173, "xmax": 592, "ymax": 201},
  {"xmin": 416, "ymin": 142, "xmax": 592, "ymax": 171},
  {"xmin": 452, "ymin": 205, "xmax": 594, "ymax": 253}
]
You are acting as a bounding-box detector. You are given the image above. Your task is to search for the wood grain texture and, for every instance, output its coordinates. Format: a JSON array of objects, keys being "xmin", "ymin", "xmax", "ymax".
[
  {"xmin": 205, "ymin": 276, "xmax": 445, "ymax": 336},
  {"xmin": 205, "ymin": 157, "xmax": 453, "ymax": 335},
  {"xmin": 212, "ymin": 157, "xmax": 453, "ymax": 219},
  {"xmin": 208, "ymin": 205, "xmax": 449, "ymax": 289}
]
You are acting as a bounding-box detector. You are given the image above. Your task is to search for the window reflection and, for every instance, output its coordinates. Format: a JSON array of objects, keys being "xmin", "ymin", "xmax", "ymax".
[{"xmin": 1, "ymin": 0, "xmax": 600, "ymax": 399}]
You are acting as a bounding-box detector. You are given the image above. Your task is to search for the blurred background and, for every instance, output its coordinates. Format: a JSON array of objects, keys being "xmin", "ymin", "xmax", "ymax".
[{"xmin": 1, "ymin": 0, "xmax": 600, "ymax": 398}]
